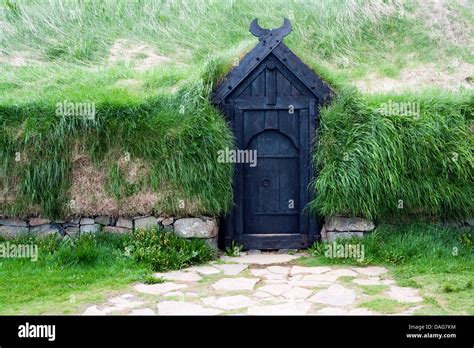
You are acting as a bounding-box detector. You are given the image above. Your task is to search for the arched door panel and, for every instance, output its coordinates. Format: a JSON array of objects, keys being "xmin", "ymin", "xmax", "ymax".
[{"xmin": 244, "ymin": 130, "xmax": 300, "ymax": 235}]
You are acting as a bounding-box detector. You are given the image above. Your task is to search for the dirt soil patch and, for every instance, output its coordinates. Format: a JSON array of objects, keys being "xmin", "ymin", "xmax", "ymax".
[{"xmin": 108, "ymin": 39, "xmax": 171, "ymax": 71}]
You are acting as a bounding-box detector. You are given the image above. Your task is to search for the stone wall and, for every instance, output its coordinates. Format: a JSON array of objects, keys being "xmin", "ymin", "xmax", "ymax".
[
  {"xmin": 0, "ymin": 215, "xmax": 218, "ymax": 248},
  {"xmin": 2, "ymin": 214, "xmax": 471, "ymax": 249},
  {"xmin": 321, "ymin": 216, "xmax": 375, "ymax": 242},
  {"xmin": 321, "ymin": 216, "xmax": 473, "ymax": 242}
]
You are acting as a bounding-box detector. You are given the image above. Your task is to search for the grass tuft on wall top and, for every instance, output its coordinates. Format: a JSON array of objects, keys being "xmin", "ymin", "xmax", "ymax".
[{"xmin": 310, "ymin": 88, "xmax": 473, "ymax": 221}]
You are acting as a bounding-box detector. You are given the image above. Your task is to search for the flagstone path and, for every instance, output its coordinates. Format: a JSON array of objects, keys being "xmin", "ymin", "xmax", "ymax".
[{"xmin": 82, "ymin": 252, "xmax": 424, "ymax": 315}]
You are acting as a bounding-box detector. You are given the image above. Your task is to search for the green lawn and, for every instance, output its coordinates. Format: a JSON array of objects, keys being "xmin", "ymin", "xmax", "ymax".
[
  {"xmin": 0, "ymin": 229, "xmax": 216, "ymax": 314},
  {"xmin": 0, "ymin": 257, "xmax": 148, "ymax": 315}
]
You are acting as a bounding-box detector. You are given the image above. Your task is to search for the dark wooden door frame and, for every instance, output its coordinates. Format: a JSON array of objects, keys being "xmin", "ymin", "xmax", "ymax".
[
  {"xmin": 212, "ymin": 19, "xmax": 332, "ymax": 250},
  {"xmin": 222, "ymin": 97, "xmax": 320, "ymax": 250}
]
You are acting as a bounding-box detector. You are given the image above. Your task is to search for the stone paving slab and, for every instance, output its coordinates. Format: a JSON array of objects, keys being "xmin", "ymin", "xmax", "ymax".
[
  {"xmin": 352, "ymin": 266, "xmax": 388, "ymax": 276},
  {"xmin": 153, "ymin": 270, "xmax": 202, "ymax": 282},
  {"xmin": 262, "ymin": 273, "xmax": 287, "ymax": 280},
  {"xmin": 267, "ymin": 266, "xmax": 291, "ymax": 275},
  {"xmin": 388, "ymin": 286, "xmax": 423, "ymax": 303},
  {"xmin": 250, "ymin": 268, "xmax": 271, "ymax": 277},
  {"xmin": 258, "ymin": 284, "xmax": 293, "ymax": 296},
  {"xmin": 247, "ymin": 300, "xmax": 312, "ymax": 315},
  {"xmin": 108, "ymin": 294, "xmax": 144, "ymax": 309},
  {"xmin": 308, "ymin": 284, "xmax": 357, "ymax": 306},
  {"xmin": 83, "ymin": 305, "xmax": 109, "ymax": 315},
  {"xmin": 212, "ymin": 277, "xmax": 260, "ymax": 291},
  {"xmin": 253, "ymin": 291, "xmax": 274, "ymax": 298},
  {"xmin": 134, "ymin": 282, "xmax": 187, "ymax": 295},
  {"xmin": 81, "ymin": 252, "xmax": 424, "ymax": 316},
  {"xmin": 157, "ymin": 301, "xmax": 223, "ymax": 315},
  {"xmin": 190, "ymin": 265, "xmax": 221, "ymax": 275},
  {"xmin": 327, "ymin": 269, "xmax": 358, "ymax": 277},
  {"xmin": 315, "ymin": 307, "xmax": 375, "ymax": 315},
  {"xmin": 163, "ymin": 291, "xmax": 185, "ymax": 298},
  {"xmin": 301, "ymin": 273, "xmax": 341, "ymax": 282},
  {"xmin": 263, "ymin": 279, "xmax": 288, "ymax": 285},
  {"xmin": 214, "ymin": 263, "xmax": 248, "ymax": 275},
  {"xmin": 130, "ymin": 308, "xmax": 155, "ymax": 315},
  {"xmin": 283, "ymin": 286, "xmax": 313, "ymax": 299},
  {"xmin": 203, "ymin": 295, "xmax": 256, "ymax": 310},
  {"xmin": 290, "ymin": 266, "xmax": 332, "ymax": 275}
]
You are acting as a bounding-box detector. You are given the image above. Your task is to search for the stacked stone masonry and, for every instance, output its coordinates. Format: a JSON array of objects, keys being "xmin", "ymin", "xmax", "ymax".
[
  {"xmin": 321, "ymin": 216, "xmax": 473, "ymax": 242},
  {"xmin": 1, "ymin": 215, "xmax": 471, "ymax": 247},
  {"xmin": 0, "ymin": 216, "xmax": 218, "ymax": 248},
  {"xmin": 321, "ymin": 216, "xmax": 375, "ymax": 242}
]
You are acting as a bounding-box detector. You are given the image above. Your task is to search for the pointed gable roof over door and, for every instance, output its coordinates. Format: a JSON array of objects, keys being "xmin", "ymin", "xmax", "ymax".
[{"xmin": 212, "ymin": 18, "xmax": 332, "ymax": 106}]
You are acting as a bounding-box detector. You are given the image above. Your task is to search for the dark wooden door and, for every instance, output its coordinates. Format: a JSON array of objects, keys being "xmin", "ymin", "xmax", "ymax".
[
  {"xmin": 212, "ymin": 20, "xmax": 332, "ymax": 251},
  {"xmin": 233, "ymin": 105, "xmax": 314, "ymax": 249},
  {"xmin": 228, "ymin": 56, "xmax": 318, "ymax": 249},
  {"xmin": 218, "ymin": 55, "xmax": 319, "ymax": 249}
]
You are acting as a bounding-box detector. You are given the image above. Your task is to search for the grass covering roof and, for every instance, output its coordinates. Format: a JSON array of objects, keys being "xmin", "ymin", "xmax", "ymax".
[{"xmin": 0, "ymin": 0, "xmax": 473, "ymax": 220}]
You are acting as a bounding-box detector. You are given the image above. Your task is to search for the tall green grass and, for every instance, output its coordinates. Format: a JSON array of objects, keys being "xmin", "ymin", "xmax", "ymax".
[
  {"xmin": 1, "ymin": 0, "xmax": 469, "ymax": 94},
  {"xmin": 310, "ymin": 88, "xmax": 473, "ymax": 220},
  {"xmin": 305, "ymin": 223, "xmax": 473, "ymax": 267},
  {"xmin": 0, "ymin": 59, "xmax": 234, "ymax": 218},
  {"xmin": 0, "ymin": 0, "xmax": 436, "ymax": 65}
]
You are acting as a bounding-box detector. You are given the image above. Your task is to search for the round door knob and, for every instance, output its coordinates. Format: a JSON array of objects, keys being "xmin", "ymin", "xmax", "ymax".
[{"xmin": 261, "ymin": 179, "xmax": 270, "ymax": 187}]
